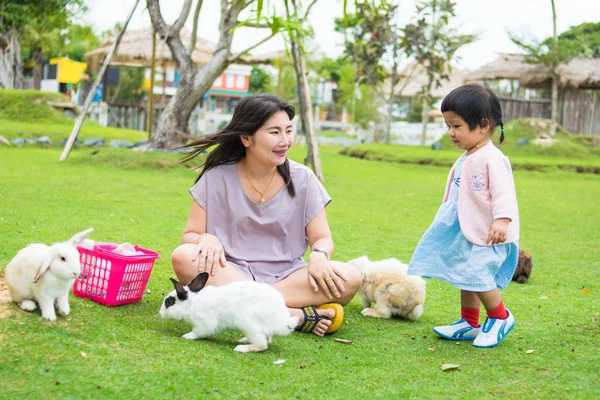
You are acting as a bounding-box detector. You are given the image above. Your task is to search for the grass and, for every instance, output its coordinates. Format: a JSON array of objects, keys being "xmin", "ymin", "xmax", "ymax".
[
  {"xmin": 0, "ymin": 144, "xmax": 599, "ymax": 399},
  {"xmin": 341, "ymin": 118, "xmax": 600, "ymax": 174},
  {"xmin": 319, "ymin": 130, "xmax": 358, "ymax": 139},
  {"xmin": 0, "ymin": 89, "xmax": 147, "ymax": 143}
]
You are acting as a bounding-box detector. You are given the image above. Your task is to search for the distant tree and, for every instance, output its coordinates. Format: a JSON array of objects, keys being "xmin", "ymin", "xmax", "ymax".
[
  {"xmin": 0, "ymin": 0, "xmax": 85, "ymax": 88},
  {"xmin": 249, "ymin": 65, "xmax": 273, "ymax": 93},
  {"xmin": 22, "ymin": 23, "xmax": 99, "ymax": 62},
  {"xmin": 284, "ymin": 0, "xmax": 323, "ymax": 180},
  {"xmin": 105, "ymin": 67, "xmax": 146, "ymax": 105},
  {"xmin": 526, "ymin": 22, "xmax": 600, "ymax": 61},
  {"xmin": 402, "ymin": 0, "xmax": 475, "ymax": 144},
  {"xmin": 509, "ymin": 0, "xmax": 563, "ymax": 122},
  {"xmin": 552, "ymin": 22, "xmax": 600, "ymax": 57},
  {"xmin": 270, "ymin": 57, "xmax": 297, "ymax": 103},
  {"xmin": 312, "ymin": 55, "xmax": 347, "ymax": 120},
  {"xmin": 334, "ymin": 1, "xmax": 398, "ymax": 142},
  {"xmin": 336, "ymin": 62, "xmax": 380, "ymax": 129},
  {"xmin": 334, "ymin": 1, "xmax": 397, "ymax": 86},
  {"xmin": 312, "ymin": 56, "xmax": 346, "ymax": 82}
]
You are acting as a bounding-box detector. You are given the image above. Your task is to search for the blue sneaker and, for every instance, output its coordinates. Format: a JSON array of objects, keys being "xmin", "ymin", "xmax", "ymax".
[
  {"xmin": 433, "ymin": 318, "xmax": 481, "ymax": 341},
  {"xmin": 473, "ymin": 309, "xmax": 515, "ymax": 348}
]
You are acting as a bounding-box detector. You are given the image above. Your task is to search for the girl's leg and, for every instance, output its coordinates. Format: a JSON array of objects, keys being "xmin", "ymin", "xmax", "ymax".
[
  {"xmin": 460, "ymin": 290, "xmax": 481, "ymax": 327},
  {"xmin": 475, "ymin": 289, "xmax": 508, "ymax": 319},
  {"xmin": 171, "ymin": 244, "xmax": 248, "ymax": 286},
  {"xmin": 433, "ymin": 290, "xmax": 482, "ymax": 340},
  {"xmin": 472, "ymin": 288, "xmax": 514, "ymax": 348},
  {"xmin": 272, "ymin": 261, "xmax": 362, "ymax": 337}
]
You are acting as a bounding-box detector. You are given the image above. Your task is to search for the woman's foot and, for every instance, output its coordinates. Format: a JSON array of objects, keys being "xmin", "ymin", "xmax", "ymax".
[{"xmin": 289, "ymin": 307, "xmax": 335, "ymax": 337}]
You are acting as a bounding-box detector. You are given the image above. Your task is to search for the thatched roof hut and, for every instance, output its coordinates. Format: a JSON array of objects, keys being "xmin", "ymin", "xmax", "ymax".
[
  {"xmin": 469, "ymin": 53, "xmax": 600, "ymax": 89},
  {"xmin": 387, "ymin": 63, "xmax": 469, "ymax": 98},
  {"xmin": 241, "ymin": 50, "xmax": 289, "ymax": 65},
  {"xmin": 85, "ymin": 28, "xmax": 217, "ymax": 69}
]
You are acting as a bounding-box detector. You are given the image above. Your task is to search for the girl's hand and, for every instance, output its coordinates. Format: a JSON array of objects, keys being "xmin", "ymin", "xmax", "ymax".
[
  {"xmin": 307, "ymin": 251, "xmax": 348, "ymax": 300},
  {"xmin": 487, "ymin": 218, "xmax": 510, "ymax": 245},
  {"xmin": 191, "ymin": 234, "xmax": 227, "ymax": 276}
]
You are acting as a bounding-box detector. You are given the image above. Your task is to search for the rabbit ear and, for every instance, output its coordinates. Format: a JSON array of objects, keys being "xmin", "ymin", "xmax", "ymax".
[
  {"xmin": 169, "ymin": 277, "xmax": 188, "ymax": 300},
  {"xmin": 34, "ymin": 249, "xmax": 57, "ymax": 283},
  {"xmin": 69, "ymin": 228, "xmax": 94, "ymax": 246},
  {"xmin": 188, "ymin": 272, "xmax": 209, "ymax": 293}
]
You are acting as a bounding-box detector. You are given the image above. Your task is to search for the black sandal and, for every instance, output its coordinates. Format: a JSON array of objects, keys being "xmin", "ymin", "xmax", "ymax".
[
  {"xmin": 296, "ymin": 304, "xmax": 344, "ymax": 334},
  {"xmin": 297, "ymin": 305, "xmax": 322, "ymax": 333}
]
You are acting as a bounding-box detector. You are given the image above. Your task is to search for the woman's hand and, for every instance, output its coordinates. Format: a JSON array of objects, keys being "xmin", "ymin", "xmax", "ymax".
[
  {"xmin": 191, "ymin": 234, "xmax": 228, "ymax": 276},
  {"xmin": 487, "ymin": 218, "xmax": 510, "ymax": 245},
  {"xmin": 307, "ymin": 251, "xmax": 348, "ymax": 300}
]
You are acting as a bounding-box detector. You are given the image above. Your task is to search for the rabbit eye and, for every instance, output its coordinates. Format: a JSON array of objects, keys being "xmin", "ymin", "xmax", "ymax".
[
  {"xmin": 60, "ymin": 256, "xmax": 66, "ymax": 262},
  {"xmin": 165, "ymin": 296, "xmax": 176, "ymax": 308}
]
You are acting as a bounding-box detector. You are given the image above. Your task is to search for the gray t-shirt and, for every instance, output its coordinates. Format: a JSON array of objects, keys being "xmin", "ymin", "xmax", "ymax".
[{"xmin": 189, "ymin": 159, "xmax": 331, "ymax": 283}]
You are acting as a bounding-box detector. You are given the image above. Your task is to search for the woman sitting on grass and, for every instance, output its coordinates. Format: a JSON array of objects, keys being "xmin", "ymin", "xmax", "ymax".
[{"xmin": 171, "ymin": 94, "xmax": 361, "ymax": 336}]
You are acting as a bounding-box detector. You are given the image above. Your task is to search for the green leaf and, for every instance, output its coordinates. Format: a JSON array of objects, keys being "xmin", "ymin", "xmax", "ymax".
[{"xmin": 441, "ymin": 364, "xmax": 460, "ymax": 371}]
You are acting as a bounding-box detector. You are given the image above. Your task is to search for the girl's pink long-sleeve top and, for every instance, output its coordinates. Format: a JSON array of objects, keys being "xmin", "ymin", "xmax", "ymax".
[{"xmin": 443, "ymin": 141, "xmax": 520, "ymax": 246}]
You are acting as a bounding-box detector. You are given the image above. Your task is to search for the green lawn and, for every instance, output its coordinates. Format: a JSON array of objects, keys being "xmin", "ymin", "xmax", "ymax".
[
  {"xmin": 0, "ymin": 119, "xmax": 148, "ymax": 143},
  {"xmin": 0, "ymin": 88, "xmax": 147, "ymax": 143},
  {"xmin": 0, "ymin": 145, "xmax": 598, "ymax": 399},
  {"xmin": 342, "ymin": 118, "xmax": 600, "ymax": 174}
]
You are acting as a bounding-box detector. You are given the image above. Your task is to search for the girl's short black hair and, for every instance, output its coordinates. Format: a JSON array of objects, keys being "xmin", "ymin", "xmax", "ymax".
[{"xmin": 441, "ymin": 83, "xmax": 505, "ymax": 142}]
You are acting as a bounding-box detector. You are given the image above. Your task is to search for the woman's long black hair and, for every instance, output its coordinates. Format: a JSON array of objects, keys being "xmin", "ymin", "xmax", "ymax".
[
  {"xmin": 182, "ymin": 94, "xmax": 296, "ymax": 197},
  {"xmin": 441, "ymin": 83, "xmax": 505, "ymax": 143}
]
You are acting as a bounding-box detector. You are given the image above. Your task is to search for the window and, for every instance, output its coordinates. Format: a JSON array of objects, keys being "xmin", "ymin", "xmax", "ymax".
[
  {"xmin": 166, "ymin": 67, "xmax": 175, "ymax": 83},
  {"xmin": 213, "ymin": 74, "xmax": 222, "ymax": 87},
  {"xmin": 236, "ymin": 75, "xmax": 245, "ymax": 89},
  {"xmin": 226, "ymin": 73, "xmax": 235, "ymax": 88}
]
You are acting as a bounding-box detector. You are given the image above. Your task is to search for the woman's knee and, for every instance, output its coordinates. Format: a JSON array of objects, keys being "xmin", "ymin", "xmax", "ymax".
[
  {"xmin": 334, "ymin": 261, "xmax": 362, "ymax": 304},
  {"xmin": 171, "ymin": 244, "xmax": 195, "ymax": 283},
  {"xmin": 344, "ymin": 263, "xmax": 362, "ymax": 293}
]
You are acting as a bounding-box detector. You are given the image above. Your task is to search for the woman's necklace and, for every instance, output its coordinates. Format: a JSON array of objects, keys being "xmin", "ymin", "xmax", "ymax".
[
  {"xmin": 243, "ymin": 163, "xmax": 277, "ymax": 203},
  {"xmin": 466, "ymin": 138, "xmax": 491, "ymax": 155}
]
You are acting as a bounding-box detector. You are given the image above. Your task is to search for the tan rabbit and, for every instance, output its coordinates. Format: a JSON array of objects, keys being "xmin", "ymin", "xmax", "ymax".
[{"xmin": 348, "ymin": 256, "xmax": 426, "ymax": 320}]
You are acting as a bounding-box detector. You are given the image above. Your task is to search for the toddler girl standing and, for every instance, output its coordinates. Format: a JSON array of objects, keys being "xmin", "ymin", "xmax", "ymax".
[{"xmin": 408, "ymin": 83, "xmax": 519, "ymax": 348}]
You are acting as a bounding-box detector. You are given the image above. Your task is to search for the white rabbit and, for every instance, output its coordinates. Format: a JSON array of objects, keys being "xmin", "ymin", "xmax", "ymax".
[
  {"xmin": 5, "ymin": 228, "xmax": 93, "ymax": 321},
  {"xmin": 348, "ymin": 255, "xmax": 426, "ymax": 321},
  {"xmin": 160, "ymin": 272, "xmax": 299, "ymax": 353}
]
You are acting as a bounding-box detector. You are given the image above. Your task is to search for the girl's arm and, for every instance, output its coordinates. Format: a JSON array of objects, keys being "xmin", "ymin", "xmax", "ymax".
[
  {"xmin": 487, "ymin": 155, "xmax": 518, "ymax": 244},
  {"xmin": 306, "ymin": 209, "xmax": 347, "ymax": 300},
  {"xmin": 487, "ymin": 155, "xmax": 518, "ymax": 223}
]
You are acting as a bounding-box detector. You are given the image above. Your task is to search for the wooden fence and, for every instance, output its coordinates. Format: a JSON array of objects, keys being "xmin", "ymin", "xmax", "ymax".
[
  {"xmin": 560, "ymin": 88, "xmax": 600, "ymax": 136},
  {"xmin": 499, "ymin": 90, "xmax": 600, "ymax": 135},
  {"xmin": 106, "ymin": 105, "xmax": 163, "ymax": 132}
]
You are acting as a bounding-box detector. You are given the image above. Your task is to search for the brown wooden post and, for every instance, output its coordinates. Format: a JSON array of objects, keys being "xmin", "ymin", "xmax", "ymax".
[
  {"xmin": 59, "ymin": 0, "xmax": 140, "ymax": 161},
  {"xmin": 148, "ymin": 29, "xmax": 157, "ymax": 138}
]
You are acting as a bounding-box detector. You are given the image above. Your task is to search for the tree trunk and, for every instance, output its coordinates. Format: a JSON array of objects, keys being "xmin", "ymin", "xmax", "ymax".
[
  {"xmin": 59, "ymin": 0, "xmax": 140, "ymax": 161},
  {"xmin": 287, "ymin": 0, "xmax": 323, "ymax": 181},
  {"xmin": 33, "ymin": 48, "xmax": 43, "ymax": 90},
  {"xmin": 384, "ymin": 56, "xmax": 399, "ymax": 145},
  {"xmin": 551, "ymin": 74, "xmax": 559, "ymax": 123},
  {"xmin": 289, "ymin": 35, "xmax": 323, "ymax": 181},
  {"xmin": 145, "ymin": 0, "xmax": 252, "ymax": 150},
  {"xmin": 0, "ymin": 31, "xmax": 23, "ymax": 89},
  {"xmin": 420, "ymin": 98, "xmax": 430, "ymax": 146},
  {"xmin": 149, "ymin": 64, "xmax": 203, "ymax": 148},
  {"xmin": 550, "ymin": 0, "xmax": 559, "ymax": 122}
]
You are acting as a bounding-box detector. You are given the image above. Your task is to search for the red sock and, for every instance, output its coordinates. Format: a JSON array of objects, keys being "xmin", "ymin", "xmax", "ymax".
[
  {"xmin": 486, "ymin": 301, "xmax": 508, "ymax": 319},
  {"xmin": 461, "ymin": 307, "xmax": 480, "ymax": 328}
]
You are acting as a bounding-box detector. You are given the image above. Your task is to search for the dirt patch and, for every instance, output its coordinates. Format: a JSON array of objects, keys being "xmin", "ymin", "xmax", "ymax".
[{"xmin": 0, "ymin": 277, "xmax": 14, "ymax": 318}]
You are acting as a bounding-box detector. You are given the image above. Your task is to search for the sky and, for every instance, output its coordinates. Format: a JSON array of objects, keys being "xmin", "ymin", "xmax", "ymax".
[{"xmin": 83, "ymin": 0, "xmax": 600, "ymax": 71}]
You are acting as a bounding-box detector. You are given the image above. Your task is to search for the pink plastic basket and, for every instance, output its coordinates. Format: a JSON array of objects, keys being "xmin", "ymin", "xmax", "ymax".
[{"xmin": 73, "ymin": 242, "xmax": 160, "ymax": 306}]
